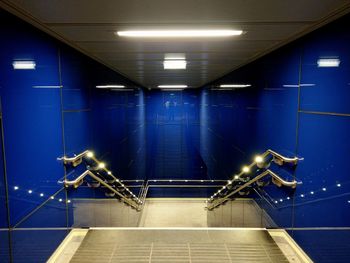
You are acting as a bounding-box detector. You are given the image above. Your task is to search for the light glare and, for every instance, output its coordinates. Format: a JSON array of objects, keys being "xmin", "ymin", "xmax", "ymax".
[
  {"xmin": 158, "ymin": 85, "xmax": 188, "ymax": 88},
  {"xmin": 255, "ymin": 155, "xmax": 264, "ymax": 163},
  {"xmin": 12, "ymin": 61, "xmax": 36, "ymax": 70},
  {"xmin": 317, "ymin": 58, "xmax": 340, "ymax": 67},
  {"xmin": 98, "ymin": 162, "xmax": 106, "ymax": 169},
  {"xmin": 96, "ymin": 85, "xmax": 125, "ymax": 88},
  {"xmin": 220, "ymin": 84, "xmax": 251, "ymax": 88},
  {"xmin": 164, "ymin": 60, "xmax": 187, "ymax": 69},
  {"xmin": 242, "ymin": 166, "xmax": 250, "ymax": 173},
  {"xmin": 117, "ymin": 30, "xmax": 243, "ymax": 38}
]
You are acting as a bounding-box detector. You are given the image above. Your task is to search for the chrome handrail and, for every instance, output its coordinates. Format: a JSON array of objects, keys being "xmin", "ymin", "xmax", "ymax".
[
  {"xmin": 60, "ymin": 150, "xmax": 90, "ymax": 165},
  {"xmin": 64, "ymin": 170, "xmax": 140, "ymax": 210},
  {"xmin": 60, "ymin": 150, "xmax": 144, "ymax": 211},
  {"xmin": 207, "ymin": 169, "xmax": 297, "ymax": 210},
  {"xmin": 267, "ymin": 149, "xmax": 301, "ymax": 165}
]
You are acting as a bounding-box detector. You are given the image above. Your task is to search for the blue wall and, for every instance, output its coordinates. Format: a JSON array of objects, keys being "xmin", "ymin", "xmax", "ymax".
[
  {"xmin": 0, "ymin": 9, "xmax": 144, "ymax": 262},
  {"xmin": 201, "ymin": 14, "xmax": 350, "ymax": 262},
  {"xmin": 1, "ymin": 5, "xmax": 350, "ymax": 263}
]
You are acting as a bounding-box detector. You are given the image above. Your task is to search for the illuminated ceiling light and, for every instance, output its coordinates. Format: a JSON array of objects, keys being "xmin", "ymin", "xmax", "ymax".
[
  {"xmin": 67, "ymin": 200, "xmax": 71, "ymax": 203},
  {"xmin": 337, "ymin": 183, "xmax": 341, "ymax": 187},
  {"xmin": 86, "ymin": 151, "xmax": 94, "ymax": 158},
  {"xmin": 279, "ymin": 199, "xmax": 283, "ymax": 202},
  {"xmin": 96, "ymin": 85, "xmax": 125, "ymax": 88},
  {"xmin": 107, "ymin": 171, "xmax": 112, "ymax": 175},
  {"xmin": 164, "ymin": 60, "xmax": 187, "ymax": 69},
  {"xmin": 28, "ymin": 190, "xmax": 33, "ymax": 194},
  {"xmin": 50, "ymin": 196, "xmax": 55, "ymax": 200},
  {"xmin": 254, "ymin": 155, "xmax": 264, "ymax": 163},
  {"xmin": 220, "ymin": 84, "xmax": 251, "ymax": 88},
  {"xmin": 160, "ymin": 89, "xmax": 184, "ymax": 91},
  {"xmin": 12, "ymin": 60, "xmax": 36, "ymax": 70},
  {"xmin": 317, "ymin": 58, "xmax": 340, "ymax": 67},
  {"xmin": 228, "ymin": 180, "xmax": 232, "ymax": 184},
  {"xmin": 242, "ymin": 166, "xmax": 250, "ymax": 173},
  {"xmin": 310, "ymin": 191, "xmax": 314, "ymax": 195},
  {"xmin": 116, "ymin": 30, "xmax": 243, "ymax": 38},
  {"xmin": 286, "ymin": 197, "xmax": 290, "ymax": 200},
  {"xmin": 300, "ymin": 194, "xmax": 304, "ymax": 197},
  {"xmin": 165, "ymin": 53, "xmax": 186, "ymax": 60},
  {"xmin": 14, "ymin": 186, "xmax": 19, "ymax": 190},
  {"xmin": 98, "ymin": 162, "xmax": 106, "ymax": 169},
  {"xmin": 158, "ymin": 85, "xmax": 188, "ymax": 89},
  {"xmin": 234, "ymin": 175, "xmax": 239, "ymax": 180},
  {"xmin": 40, "ymin": 193, "xmax": 44, "ymax": 197},
  {"xmin": 59, "ymin": 198, "xmax": 63, "ymax": 202},
  {"xmin": 322, "ymin": 187, "xmax": 327, "ymax": 191}
]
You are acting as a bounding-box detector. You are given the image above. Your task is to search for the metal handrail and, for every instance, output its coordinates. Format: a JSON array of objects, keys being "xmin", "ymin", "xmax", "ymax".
[
  {"xmin": 60, "ymin": 150, "xmax": 144, "ymax": 211},
  {"xmin": 64, "ymin": 170, "xmax": 140, "ymax": 210},
  {"xmin": 267, "ymin": 149, "xmax": 301, "ymax": 165},
  {"xmin": 60, "ymin": 150, "xmax": 90, "ymax": 164},
  {"xmin": 207, "ymin": 169, "xmax": 297, "ymax": 210}
]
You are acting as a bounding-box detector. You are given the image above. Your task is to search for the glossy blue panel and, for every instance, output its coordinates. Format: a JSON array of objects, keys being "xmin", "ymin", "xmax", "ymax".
[
  {"xmin": 145, "ymin": 90, "xmax": 205, "ymax": 188},
  {"xmin": 0, "ymin": 118, "xmax": 9, "ymax": 228},
  {"xmin": 0, "ymin": 10, "xmax": 65, "ymax": 228},
  {"xmin": 294, "ymin": 112, "xmax": 350, "ymax": 227},
  {"xmin": 300, "ymin": 15, "xmax": 350, "ymax": 115},
  {"xmin": 60, "ymin": 46, "xmax": 92, "ymax": 111},
  {"xmin": 11, "ymin": 230, "xmax": 68, "ymax": 263},
  {"xmin": 0, "ymin": 230, "xmax": 11, "ymax": 263},
  {"xmin": 291, "ymin": 230, "xmax": 350, "ymax": 263}
]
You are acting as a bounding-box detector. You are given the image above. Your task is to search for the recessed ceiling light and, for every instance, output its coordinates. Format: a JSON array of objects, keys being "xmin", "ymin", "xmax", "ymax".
[
  {"xmin": 165, "ymin": 53, "xmax": 186, "ymax": 60},
  {"xmin": 96, "ymin": 85, "xmax": 125, "ymax": 88},
  {"xmin": 12, "ymin": 60, "xmax": 36, "ymax": 70},
  {"xmin": 116, "ymin": 30, "xmax": 243, "ymax": 38},
  {"xmin": 158, "ymin": 85, "xmax": 188, "ymax": 88},
  {"xmin": 164, "ymin": 60, "xmax": 187, "ymax": 69},
  {"xmin": 220, "ymin": 84, "xmax": 251, "ymax": 88},
  {"xmin": 317, "ymin": 58, "xmax": 340, "ymax": 67}
]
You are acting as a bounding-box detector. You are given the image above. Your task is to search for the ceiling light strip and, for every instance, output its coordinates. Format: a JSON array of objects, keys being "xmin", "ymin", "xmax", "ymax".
[{"xmin": 117, "ymin": 30, "xmax": 242, "ymax": 38}]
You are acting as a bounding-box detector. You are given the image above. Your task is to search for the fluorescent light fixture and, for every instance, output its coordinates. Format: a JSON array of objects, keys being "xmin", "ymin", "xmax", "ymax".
[
  {"xmin": 12, "ymin": 60, "xmax": 36, "ymax": 70},
  {"xmin": 116, "ymin": 30, "xmax": 243, "ymax": 38},
  {"xmin": 111, "ymin": 89, "xmax": 134, "ymax": 91},
  {"xmin": 220, "ymin": 84, "xmax": 251, "ymax": 88},
  {"xmin": 158, "ymin": 85, "xmax": 188, "ymax": 89},
  {"xmin": 160, "ymin": 89, "xmax": 184, "ymax": 91},
  {"xmin": 317, "ymin": 58, "xmax": 340, "ymax": 67},
  {"xmin": 164, "ymin": 60, "xmax": 187, "ymax": 69},
  {"xmin": 165, "ymin": 53, "xmax": 186, "ymax": 60},
  {"xmin": 96, "ymin": 85, "xmax": 125, "ymax": 88}
]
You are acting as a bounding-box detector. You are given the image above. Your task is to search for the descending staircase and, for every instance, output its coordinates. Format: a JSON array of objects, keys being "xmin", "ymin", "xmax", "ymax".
[
  {"xmin": 69, "ymin": 229, "xmax": 289, "ymax": 263},
  {"xmin": 53, "ymin": 150, "xmax": 310, "ymax": 262}
]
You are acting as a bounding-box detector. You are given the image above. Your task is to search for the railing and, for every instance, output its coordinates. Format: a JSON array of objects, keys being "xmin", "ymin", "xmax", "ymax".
[
  {"xmin": 60, "ymin": 150, "xmax": 145, "ymax": 211},
  {"xmin": 206, "ymin": 149, "xmax": 302, "ymax": 210}
]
